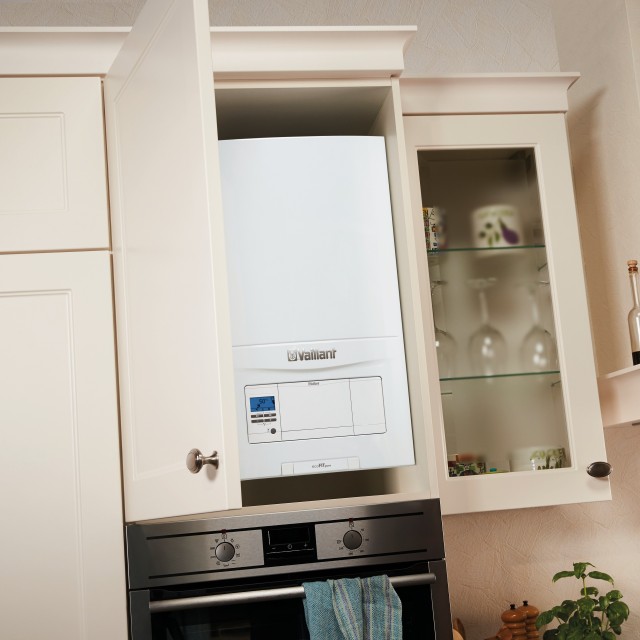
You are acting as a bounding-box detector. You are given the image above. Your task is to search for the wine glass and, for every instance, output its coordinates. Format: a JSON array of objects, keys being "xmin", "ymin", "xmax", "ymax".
[
  {"xmin": 520, "ymin": 281, "xmax": 558, "ymax": 372},
  {"xmin": 430, "ymin": 280, "xmax": 457, "ymax": 378},
  {"xmin": 467, "ymin": 277, "xmax": 507, "ymax": 376}
]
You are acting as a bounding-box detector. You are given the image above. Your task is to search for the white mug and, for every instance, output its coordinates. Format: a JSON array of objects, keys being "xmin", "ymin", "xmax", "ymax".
[{"xmin": 471, "ymin": 204, "xmax": 523, "ymax": 249}]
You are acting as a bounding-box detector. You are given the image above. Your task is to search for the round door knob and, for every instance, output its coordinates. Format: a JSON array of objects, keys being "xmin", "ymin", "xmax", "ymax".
[
  {"xmin": 186, "ymin": 448, "xmax": 219, "ymax": 474},
  {"xmin": 215, "ymin": 541, "xmax": 236, "ymax": 562},
  {"xmin": 343, "ymin": 530, "xmax": 363, "ymax": 550},
  {"xmin": 587, "ymin": 461, "xmax": 612, "ymax": 478}
]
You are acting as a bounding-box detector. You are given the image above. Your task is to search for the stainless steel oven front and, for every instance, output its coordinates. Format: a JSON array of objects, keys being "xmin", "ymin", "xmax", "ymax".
[{"xmin": 126, "ymin": 499, "xmax": 452, "ymax": 639}]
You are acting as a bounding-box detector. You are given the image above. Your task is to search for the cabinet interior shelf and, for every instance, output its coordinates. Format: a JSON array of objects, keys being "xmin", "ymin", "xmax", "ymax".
[
  {"xmin": 427, "ymin": 243, "xmax": 545, "ymax": 255},
  {"xmin": 597, "ymin": 364, "xmax": 640, "ymax": 427},
  {"xmin": 440, "ymin": 370, "xmax": 561, "ymax": 384}
]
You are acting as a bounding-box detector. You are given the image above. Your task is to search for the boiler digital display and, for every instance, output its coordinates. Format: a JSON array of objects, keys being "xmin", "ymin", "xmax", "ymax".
[{"xmin": 250, "ymin": 396, "xmax": 275, "ymax": 413}]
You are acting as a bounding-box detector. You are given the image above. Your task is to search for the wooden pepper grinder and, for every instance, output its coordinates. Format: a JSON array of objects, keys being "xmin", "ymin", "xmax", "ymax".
[
  {"xmin": 501, "ymin": 604, "xmax": 527, "ymax": 639},
  {"xmin": 518, "ymin": 601, "xmax": 540, "ymax": 639}
]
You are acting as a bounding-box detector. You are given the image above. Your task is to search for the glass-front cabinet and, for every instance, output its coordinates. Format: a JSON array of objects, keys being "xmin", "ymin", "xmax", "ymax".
[
  {"xmin": 401, "ymin": 75, "xmax": 611, "ymax": 514},
  {"xmin": 423, "ymin": 147, "xmax": 564, "ymax": 472}
]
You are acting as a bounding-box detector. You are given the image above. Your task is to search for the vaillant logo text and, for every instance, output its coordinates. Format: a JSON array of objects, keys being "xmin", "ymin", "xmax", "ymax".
[{"xmin": 287, "ymin": 349, "xmax": 337, "ymax": 362}]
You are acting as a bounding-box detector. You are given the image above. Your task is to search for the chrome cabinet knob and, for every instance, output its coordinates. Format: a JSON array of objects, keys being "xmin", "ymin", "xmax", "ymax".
[
  {"xmin": 586, "ymin": 461, "xmax": 612, "ymax": 478},
  {"xmin": 186, "ymin": 448, "xmax": 219, "ymax": 474}
]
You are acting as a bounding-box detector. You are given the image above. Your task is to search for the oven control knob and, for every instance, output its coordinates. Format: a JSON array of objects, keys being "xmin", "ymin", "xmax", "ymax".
[
  {"xmin": 215, "ymin": 541, "xmax": 236, "ymax": 562},
  {"xmin": 343, "ymin": 530, "xmax": 363, "ymax": 550}
]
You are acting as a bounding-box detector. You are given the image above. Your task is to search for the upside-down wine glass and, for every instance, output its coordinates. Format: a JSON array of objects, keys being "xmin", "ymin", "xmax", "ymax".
[
  {"xmin": 520, "ymin": 281, "xmax": 558, "ymax": 372},
  {"xmin": 430, "ymin": 280, "xmax": 457, "ymax": 378},
  {"xmin": 467, "ymin": 277, "xmax": 507, "ymax": 376}
]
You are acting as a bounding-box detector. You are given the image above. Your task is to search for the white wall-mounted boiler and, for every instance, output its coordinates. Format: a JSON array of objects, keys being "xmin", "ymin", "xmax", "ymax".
[{"xmin": 220, "ymin": 136, "xmax": 414, "ymax": 480}]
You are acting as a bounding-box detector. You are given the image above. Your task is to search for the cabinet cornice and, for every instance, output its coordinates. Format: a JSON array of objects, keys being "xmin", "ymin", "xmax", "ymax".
[
  {"xmin": 400, "ymin": 73, "xmax": 580, "ymax": 114},
  {"xmin": 0, "ymin": 26, "xmax": 416, "ymax": 78}
]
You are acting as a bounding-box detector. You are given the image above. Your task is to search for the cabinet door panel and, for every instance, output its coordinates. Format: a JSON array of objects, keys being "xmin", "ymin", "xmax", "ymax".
[
  {"xmin": 0, "ymin": 77, "xmax": 109, "ymax": 252},
  {"xmin": 105, "ymin": 0, "xmax": 241, "ymax": 521},
  {"xmin": 0, "ymin": 252, "xmax": 126, "ymax": 639},
  {"xmin": 404, "ymin": 113, "xmax": 611, "ymax": 514}
]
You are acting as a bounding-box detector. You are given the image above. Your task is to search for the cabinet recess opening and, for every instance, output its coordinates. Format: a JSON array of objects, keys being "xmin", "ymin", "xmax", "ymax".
[{"xmin": 214, "ymin": 82, "xmax": 430, "ymax": 508}]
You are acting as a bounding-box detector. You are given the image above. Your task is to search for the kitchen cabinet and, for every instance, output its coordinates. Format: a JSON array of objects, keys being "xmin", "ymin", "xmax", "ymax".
[
  {"xmin": 0, "ymin": 2, "xmax": 437, "ymax": 525},
  {"xmin": 0, "ymin": 5, "xmax": 612, "ymax": 523},
  {"xmin": 104, "ymin": 0, "xmax": 438, "ymax": 522},
  {"xmin": 0, "ymin": 251, "xmax": 127, "ymax": 639},
  {"xmin": 401, "ymin": 75, "xmax": 611, "ymax": 514},
  {"xmin": 0, "ymin": 77, "xmax": 109, "ymax": 252}
]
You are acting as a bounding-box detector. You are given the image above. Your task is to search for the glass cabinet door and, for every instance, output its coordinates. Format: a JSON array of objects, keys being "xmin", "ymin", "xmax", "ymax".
[
  {"xmin": 403, "ymin": 113, "xmax": 610, "ymax": 514},
  {"xmin": 423, "ymin": 146, "xmax": 565, "ymax": 476}
]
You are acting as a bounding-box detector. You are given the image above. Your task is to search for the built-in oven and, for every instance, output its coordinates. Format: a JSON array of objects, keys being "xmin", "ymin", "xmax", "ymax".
[{"xmin": 126, "ymin": 499, "xmax": 452, "ymax": 639}]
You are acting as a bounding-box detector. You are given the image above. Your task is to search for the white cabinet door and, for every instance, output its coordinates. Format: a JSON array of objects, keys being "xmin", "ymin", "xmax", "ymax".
[
  {"xmin": 104, "ymin": 0, "xmax": 241, "ymax": 522},
  {"xmin": 0, "ymin": 77, "xmax": 109, "ymax": 252},
  {"xmin": 0, "ymin": 252, "xmax": 127, "ymax": 640},
  {"xmin": 403, "ymin": 113, "xmax": 611, "ymax": 514}
]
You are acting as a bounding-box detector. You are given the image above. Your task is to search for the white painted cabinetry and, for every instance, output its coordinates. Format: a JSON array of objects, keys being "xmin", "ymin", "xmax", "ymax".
[
  {"xmin": 104, "ymin": 0, "xmax": 437, "ymax": 522},
  {"xmin": 103, "ymin": 2, "xmax": 610, "ymax": 520},
  {"xmin": 0, "ymin": 74, "xmax": 126, "ymax": 637},
  {"xmin": 104, "ymin": 0, "xmax": 242, "ymax": 522},
  {"xmin": 0, "ymin": 5, "xmax": 613, "ymax": 527},
  {"xmin": 401, "ymin": 76, "xmax": 611, "ymax": 514},
  {"xmin": 0, "ymin": 77, "xmax": 109, "ymax": 252},
  {"xmin": 0, "ymin": 252, "xmax": 127, "ymax": 640}
]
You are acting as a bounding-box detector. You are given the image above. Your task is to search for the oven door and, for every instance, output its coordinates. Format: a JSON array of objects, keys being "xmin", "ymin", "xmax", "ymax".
[{"xmin": 129, "ymin": 560, "xmax": 451, "ymax": 640}]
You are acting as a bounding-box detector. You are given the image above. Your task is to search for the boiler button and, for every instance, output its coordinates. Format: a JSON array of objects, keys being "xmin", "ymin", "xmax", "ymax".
[
  {"xmin": 215, "ymin": 541, "xmax": 236, "ymax": 562},
  {"xmin": 343, "ymin": 530, "xmax": 363, "ymax": 550}
]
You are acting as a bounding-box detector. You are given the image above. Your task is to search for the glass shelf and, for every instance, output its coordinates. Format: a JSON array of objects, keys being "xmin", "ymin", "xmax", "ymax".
[
  {"xmin": 446, "ymin": 466, "xmax": 570, "ymax": 479},
  {"xmin": 428, "ymin": 243, "xmax": 545, "ymax": 255},
  {"xmin": 440, "ymin": 369, "xmax": 560, "ymax": 383}
]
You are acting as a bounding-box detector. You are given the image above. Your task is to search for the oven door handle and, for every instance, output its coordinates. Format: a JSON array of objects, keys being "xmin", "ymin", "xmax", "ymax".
[{"xmin": 149, "ymin": 572, "xmax": 437, "ymax": 613}]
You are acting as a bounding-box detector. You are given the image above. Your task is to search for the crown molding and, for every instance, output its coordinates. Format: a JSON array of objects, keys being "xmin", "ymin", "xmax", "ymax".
[
  {"xmin": 400, "ymin": 73, "xmax": 580, "ymax": 114},
  {"xmin": 0, "ymin": 26, "xmax": 416, "ymax": 78}
]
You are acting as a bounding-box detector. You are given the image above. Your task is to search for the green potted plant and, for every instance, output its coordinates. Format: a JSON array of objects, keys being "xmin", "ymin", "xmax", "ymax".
[{"xmin": 536, "ymin": 562, "xmax": 629, "ymax": 639}]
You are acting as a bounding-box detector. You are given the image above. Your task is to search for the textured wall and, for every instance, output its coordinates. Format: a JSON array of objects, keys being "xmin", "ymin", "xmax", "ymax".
[
  {"xmin": 551, "ymin": 0, "xmax": 640, "ymax": 377},
  {"xmin": 4, "ymin": 3, "xmax": 637, "ymax": 640},
  {"xmin": 0, "ymin": 0, "xmax": 144, "ymax": 26},
  {"xmin": 444, "ymin": 426, "xmax": 640, "ymax": 638},
  {"xmin": 211, "ymin": 0, "xmax": 560, "ymax": 73},
  {"xmin": 630, "ymin": 0, "xmax": 640, "ymax": 81}
]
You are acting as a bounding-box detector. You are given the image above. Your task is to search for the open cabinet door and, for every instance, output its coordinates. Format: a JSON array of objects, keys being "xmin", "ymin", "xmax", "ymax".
[{"xmin": 104, "ymin": 0, "xmax": 241, "ymax": 522}]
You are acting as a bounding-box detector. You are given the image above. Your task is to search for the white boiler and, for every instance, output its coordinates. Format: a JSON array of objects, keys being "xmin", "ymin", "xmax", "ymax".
[{"xmin": 219, "ymin": 136, "xmax": 414, "ymax": 480}]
